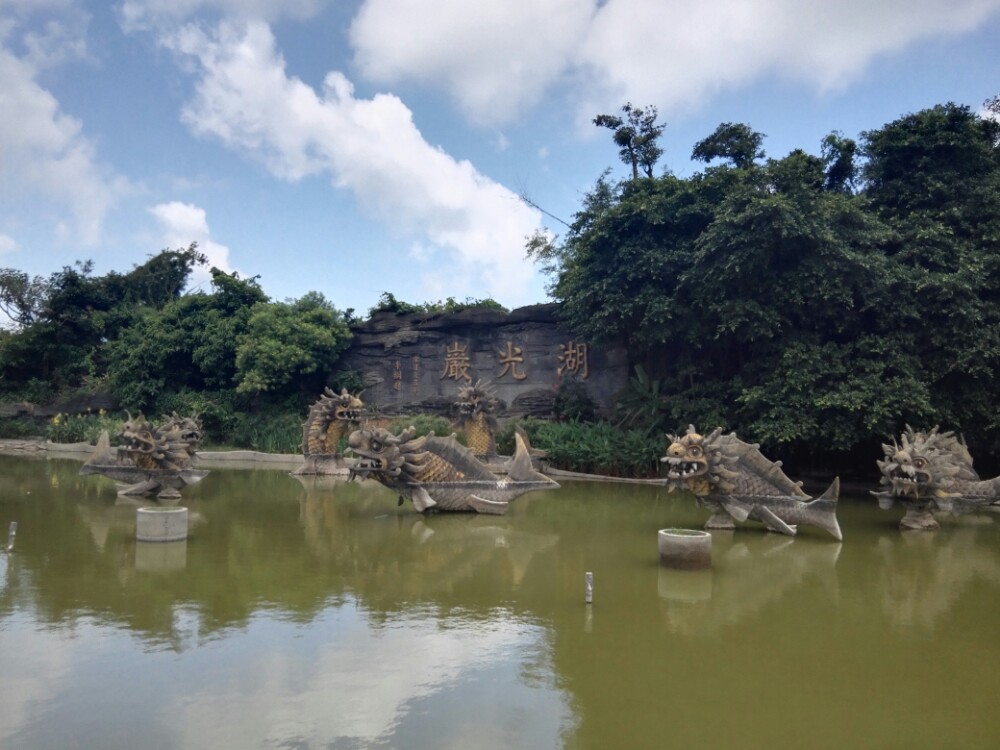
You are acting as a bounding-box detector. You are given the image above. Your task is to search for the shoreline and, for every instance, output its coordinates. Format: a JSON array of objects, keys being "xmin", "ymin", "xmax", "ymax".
[{"xmin": 0, "ymin": 438, "xmax": 854, "ymax": 491}]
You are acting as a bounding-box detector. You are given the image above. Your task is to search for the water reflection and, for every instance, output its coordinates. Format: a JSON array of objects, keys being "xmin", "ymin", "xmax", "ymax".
[
  {"xmin": 3, "ymin": 457, "xmax": 1000, "ymax": 749},
  {"xmin": 657, "ymin": 531, "xmax": 842, "ymax": 634},
  {"xmin": 875, "ymin": 515, "xmax": 1000, "ymax": 629}
]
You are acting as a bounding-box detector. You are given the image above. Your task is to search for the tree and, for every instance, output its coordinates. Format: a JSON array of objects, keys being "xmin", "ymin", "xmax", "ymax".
[
  {"xmin": 0, "ymin": 269, "xmax": 46, "ymax": 328},
  {"xmin": 861, "ymin": 103, "xmax": 1000, "ymax": 455},
  {"xmin": 820, "ymin": 132, "xmax": 858, "ymax": 192},
  {"xmin": 235, "ymin": 293, "xmax": 352, "ymax": 396},
  {"xmin": 106, "ymin": 267, "xmax": 270, "ymax": 409},
  {"xmin": 593, "ymin": 102, "xmax": 665, "ymax": 179},
  {"xmin": 692, "ymin": 122, "xmax": 765, "ymax": 169}
]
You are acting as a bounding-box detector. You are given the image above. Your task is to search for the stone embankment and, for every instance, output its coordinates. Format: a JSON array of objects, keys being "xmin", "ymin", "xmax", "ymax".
[{"xmin": 0, "ymin": 438, "xmax": 301, "ymax": 470}]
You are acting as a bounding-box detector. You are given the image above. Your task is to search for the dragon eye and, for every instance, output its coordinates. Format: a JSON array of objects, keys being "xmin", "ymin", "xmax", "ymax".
[
  {"xmin": 913, "ymin": 457, "xmax": 927, "ymax": 469},
  {"xmin": 688, "ymin": 446, "xmax": 703, "ymax": 457},
  {"xmin": 370, "ymin": 439, "xmax": 383, "ymax": 453}
]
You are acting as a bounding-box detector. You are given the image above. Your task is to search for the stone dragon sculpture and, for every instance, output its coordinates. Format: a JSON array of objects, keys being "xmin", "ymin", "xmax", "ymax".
[
  {"xmin": 79, "ymin": 412, "xmax": 207, "ymax": 500},
  {"xmin": 346, "ymin": 425, "xmax": 558, "ymax": 514},
  {"xmin": 293, "ymin": 388, "xmax": 367, "ymax": 475},
  {"xmin": 661, "ymin": 425, "xmax": 842, "ymax": 540},
  {"xmin": 454, "ymin": 379, "xmax": 499, "ymax": 458},
  {"xmin": 873, "ymin": 425, "xmax": 1000, "ymax": 530}
]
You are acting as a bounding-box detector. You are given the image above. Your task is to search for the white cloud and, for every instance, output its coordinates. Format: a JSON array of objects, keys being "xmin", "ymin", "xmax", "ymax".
[
  {"xmin": 148, "ymin": 201, "xmax": 235, "ymax": 289},
  {"xmin": 350, "ymin": 0, "xmax": 595, "ymax": 125},
  {"xmin": 163, "ymin": 21, "xmax": 543, "ymax": 306},
  {"xmin": 119, "ymin": 0, "xmax": 323, "ymax": 31},
  {"xmin": 348, "ymin": 0, "xmax": 1000, "ymax": 124},
  {"xmin": 0, "ymin": 39, "xmax": 128, "ymax": 245},
  {"xmin": 0, "ymin": 233, "xmax": 16, "ymax": 255}
]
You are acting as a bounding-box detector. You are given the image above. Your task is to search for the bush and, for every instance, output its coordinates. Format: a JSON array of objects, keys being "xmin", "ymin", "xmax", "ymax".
[
  {"xmin": 225, "ymin": 412, "xmax": 303, "ymax": 454},
  {"xmin": 0, "ymin": 417, "xmax": 43, "ymax": 439},
  {"xmin": 554, "ymin": 378, "xmax": 597, "ymax": 422},
  {"xmin": 498, "ymin": 418, "xmax": 663, "ymax": 478},
  {"xmin": 46, "ymin": 411, "xmax": 123, "ymax": 445},
  {"xmin": 386, "ymin": 414, "xmax": 464, "ymax": 443}
]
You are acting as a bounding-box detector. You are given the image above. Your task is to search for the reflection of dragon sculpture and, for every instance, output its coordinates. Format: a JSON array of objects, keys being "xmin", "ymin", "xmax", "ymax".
[
  {"xmin": 293, "ymin": 388, "xmax": 366, "ymax": 476},
  {"xmin": 661, "ymin": 425, "xmax": 842, "ymax": 540},
  {"xmin": 347, "ymin": 425, "xmax": 558, "ymax": 514},
  {"xmin": 80, "ymin": 412, "xmax": 207, "ymax": 500},
  {"xmin": 873, "ymin": 426, "xmax": 1000, "ymax": 530},
  {"xmin": 454, "ymin": 380, "xmax": 499, "ymax": 457}
]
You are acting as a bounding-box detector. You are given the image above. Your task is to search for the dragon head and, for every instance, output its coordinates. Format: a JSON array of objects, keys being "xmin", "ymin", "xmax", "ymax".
[
  {"xmin": 159, "ymin": 412, "xmax": 203, "ymax": 455},
  {"xmin": 346, "ymin": 426, "xmax": 425, "ymax": 481},
  {"xmin": 120, "ymin": 411, "xmax": 156, "ymax": 451},
  {"xmin": 455, "ymin": 380, "xmax": 497, "ymax": 418},
  {"xmin": 877, "ymin": 426, "xmax": 975, "ymax": 500},
  {"xmin": 661, "ymin": 425, "xmax": 738, "ymax": 497},
  {"xmin": 324, "ymin": 388, "xmax": 365, "ymax": 422}
]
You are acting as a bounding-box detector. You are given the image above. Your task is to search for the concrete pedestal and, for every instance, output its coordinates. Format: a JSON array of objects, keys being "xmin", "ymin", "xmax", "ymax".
[
  {"xmin": 136, "ymin": 506, "xmax": 189, "ymax": 542},
  {"xmin": 658, "ymin": 528, "xmax": 712, "ymax": 570}
]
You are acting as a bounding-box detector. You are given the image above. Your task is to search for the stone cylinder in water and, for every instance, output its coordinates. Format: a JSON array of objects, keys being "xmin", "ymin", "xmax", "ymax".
[
  {"xmin": 136, "ymin": 507, "xmax": 189, "ymax": 542},
  {"xmin": 658, "ymin": 528, "xmax": 712, "ymax": 570}
]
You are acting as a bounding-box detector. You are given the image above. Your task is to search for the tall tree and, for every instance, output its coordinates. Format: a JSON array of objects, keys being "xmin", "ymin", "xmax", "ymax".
[
  {"xmin": 691, "ymin": 122, "xmax": 766, "ymax": 169},
  {"xmin": 593, "ymin": 102, "xmax": 665, "ymax": 179}
]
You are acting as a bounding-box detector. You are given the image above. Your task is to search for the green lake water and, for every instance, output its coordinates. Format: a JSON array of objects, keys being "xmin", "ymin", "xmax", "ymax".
[{"xmin": 1, "ymin": 454, "xmax": 999, "ymax": 749}]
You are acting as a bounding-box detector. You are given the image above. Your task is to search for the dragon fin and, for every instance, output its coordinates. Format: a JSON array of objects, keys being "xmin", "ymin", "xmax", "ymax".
[
  {"xmin": 804, "ymin": 478, "xmax": 842, "ymax": 540},
  {"xmin": 871, "ymin": 490, "xmax": 895, "ymax": 510},
  {"xmin": 505, "ymin": 427, "xmax": 554, "ymax": 484},
  {"xmin": 721, "ymin": 497, "xmax": 752, "ymax": 522},
  {"xmin": 757, "ymin": 505, "xmax": 797, "ymax": 536},
  {"xmin": 410, "ymin": 486, "xmax": 437, "ymax": 513},
  {"xmin": 468, "ymin": 494, "xmax": 510, "ymax": 515}
]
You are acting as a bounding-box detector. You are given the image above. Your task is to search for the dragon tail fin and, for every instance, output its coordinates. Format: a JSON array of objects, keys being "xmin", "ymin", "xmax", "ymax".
[
  {"xmin": 505, "ymin": 427, "xmax": 555, "ymax": 485},
  {"xmin": 803, "ymin": 477, "xmax": 842, "ymax": 541},
  {"xmin": 79, "ymin": 431, "xmax": 114, "ymax": 475}
]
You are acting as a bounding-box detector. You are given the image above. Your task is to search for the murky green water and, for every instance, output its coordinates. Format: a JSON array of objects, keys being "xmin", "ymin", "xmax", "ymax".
[{"xmin": 1, "ymin": 454, "xmax": 999, "ymax": 749}]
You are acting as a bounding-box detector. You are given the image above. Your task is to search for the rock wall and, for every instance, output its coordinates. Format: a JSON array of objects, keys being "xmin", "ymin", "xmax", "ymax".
[{"xmin": 340, "ymin": 304, "xmax": 628, "ymax": 418}]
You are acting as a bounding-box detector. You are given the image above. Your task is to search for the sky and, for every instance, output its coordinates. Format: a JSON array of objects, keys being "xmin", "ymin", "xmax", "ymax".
[{"xmin": 1, "ymin": 0, "xmax": 999, "ymax": 317}]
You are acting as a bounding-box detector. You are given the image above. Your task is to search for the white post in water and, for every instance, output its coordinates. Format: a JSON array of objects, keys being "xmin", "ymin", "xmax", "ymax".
[
  {"xmin": 584, "ymin": 571, "xmax": 593, "ymax": 604},
  {"xmin": 6, "ymin": 521, "xmax": 16, "ymax": 552}
]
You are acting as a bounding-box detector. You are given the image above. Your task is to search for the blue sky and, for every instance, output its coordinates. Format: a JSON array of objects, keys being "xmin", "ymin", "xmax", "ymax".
[{"xmin": 2, "ymin": 0, "xmax": 999, "ymax": 317}]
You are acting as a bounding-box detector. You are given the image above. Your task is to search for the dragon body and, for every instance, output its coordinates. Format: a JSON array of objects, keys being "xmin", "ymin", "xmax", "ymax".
[
  {"xmin": 661, "ymin": 425, "xmax": 842, "ymax": 540},
  {"xmin": 874, "ymin": 426, "xmax": 1000, "ymax": 530},
  {"xmin": 347, "ymin": 425, "xmax": 558, "ymax": 514},
  {"xmin": 80, "ymin": 412, "xmax": 207, "ymax": 500},
  {"xmin": 454, "ymin": 380, "xmax": 499, "ymax": 457}
]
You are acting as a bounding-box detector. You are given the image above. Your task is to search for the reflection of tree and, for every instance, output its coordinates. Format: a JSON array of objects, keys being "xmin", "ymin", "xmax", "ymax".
[
  {"xmin": 875, "ymin": 519, "xmax": 1000, "ymax": 629},
  {"xmin": 1, "ymin": 457, "xmax": 559, "ymax": 647}
]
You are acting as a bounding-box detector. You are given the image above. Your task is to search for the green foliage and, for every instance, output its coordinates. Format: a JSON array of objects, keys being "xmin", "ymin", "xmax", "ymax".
[
  {"xmin": 534, "ymin": 102, "xmax": 1000, "ymax": 460},
  {"xmin": 553, "ymin": 378, "xmax": 597, "ymax": 422},
  {"xmin": 615, "ymin": 365, "xmax": 669, "ymax": 432},
  {"xmin": 498, "ymin": 419, "xmax": 662, "ymax": 478},
  {"xmin": 386, "ymin": 414, "xmax": 462, "ymax": 442},
  {"xmin": 692, "ymin": 122, "xmax": 766, "ymax": 169},
  {"xmin": 329, "ymin": 369, "xmax": 367, "ymax": 395},
  {"xmin": 46, "ymin": 411, "xmax": 123, "ymax": 445},
  {"xmin": 235, "ymin": 293, "xmax": 352, "ymax": 396},
  {"xmin": 593, "ymin": 102, "xmax": 665, "ymax": 179},
  {"xmin": 0, "ymin": 417, "xmax": 41, "ymax": 439},
  {"xmin": 224, "ymin": 411, "xmax": 303, "ymax": 454},
  {"xmin": 367, "ymin": 292, "xmax": 507, "ymax": 318}
]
